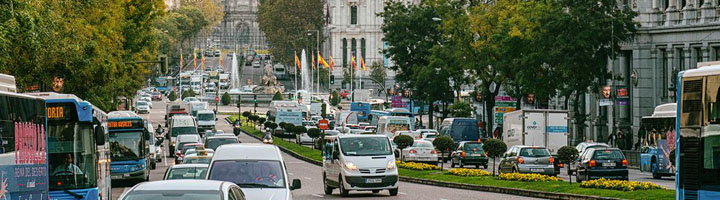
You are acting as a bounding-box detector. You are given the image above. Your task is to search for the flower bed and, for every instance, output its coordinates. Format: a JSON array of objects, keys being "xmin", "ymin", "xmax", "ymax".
[
  {"xmin": 396, "ymin": 161, "xmax": 440, "ymax": 170},
  {"xmin": 497, "ymin": 173, "xmax": 564, "ymax": 182},
  {"xmin": 580, "ymin": 178, "xmax": 663, "ymax": 191},
  {"xmin": 448, "ymin": 168, "xmax": 492, "ymax": 177}
]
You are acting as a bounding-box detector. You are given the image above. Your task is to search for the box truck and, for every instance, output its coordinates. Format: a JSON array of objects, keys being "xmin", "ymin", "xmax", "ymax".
[{"xmin": 502, "ymin": 109, "xmax": 569, "ymax": 154}]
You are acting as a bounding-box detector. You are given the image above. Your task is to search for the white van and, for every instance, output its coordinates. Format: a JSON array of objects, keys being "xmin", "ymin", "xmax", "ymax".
[
  {"xmin": 207, "ymin": 144, "xmax": 302, "ymax": 200},
  {"xmin": 169, "ymin": 115, "xmax": 199, "ymax": 157},
  {"xmin": 376, "ymin": 116, "xmax": 412, "ymax": 138},
  {"xmin": 196, "ymin": 110, "xmax": 216, "ymax": 132},
  {"xmin": 322, "ymin": 135, "xmax": 398, "ymax": 196}
]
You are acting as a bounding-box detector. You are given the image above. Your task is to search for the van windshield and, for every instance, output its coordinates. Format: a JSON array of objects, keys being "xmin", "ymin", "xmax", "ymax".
[
  {"xmin": 340, "ymin": 137, "xmax": 392, "ymax": 156},
  {"xmin": 208, "ymin": 160, "xmax": 286, "ymax": 188}
]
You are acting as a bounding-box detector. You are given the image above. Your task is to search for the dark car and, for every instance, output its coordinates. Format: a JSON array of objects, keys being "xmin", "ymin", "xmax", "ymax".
[
  {"xmin": 575, "ymin": 148, "xmax": 629, "ymax": 182},
  {"xmin": 450, "ymin": 141, "xmax": 489, "ymax": 169}
]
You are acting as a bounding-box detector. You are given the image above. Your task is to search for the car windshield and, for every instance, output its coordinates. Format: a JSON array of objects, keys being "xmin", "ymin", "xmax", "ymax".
[
  {"xmin": 137, "ymin": 101, "xmax": 148, "ymax": 106},
  {"xmin": 166, "ymin": 167, "xmax": 208, "ymax": 180},
  {"xmin": 109, "ymin": 131, "xmax": 143, "ymax": 161},
  {"xmin": 172, "ymin": 127, "xmax": 198, "ymax": 137},
  {"xmin": 340, "ymin": 137, "xmax": 393, "ymax": 156},
  {"xmin": 519, "ymin": 148, "xmax": 550, "ymax": 157},
  {"xmin": 181, "ymin": 145, "xmax": 200, "ymax": 154},
  {"xmin": 197, "ymin": 114, "xmax": 214, "ymax": 121},
  {"xmin": 206, "ymin": 138, "xmax": 237, "ymax": 150},
  {"xmin": 425, "ymin": 134, "xmax": 438, "ymax": 139},
  {"xmin": 122, "ymin": 190, "xmax": 221, "ymax": 200},
  {"xmin": 593, "ymin": 150, "xmax": 625, "ymax": 160},
  {"xmin": 183, "ymin": 156, "xmax": 211, "ymax": 164},
  {"xmin": 464, "ymin": 143, "xmax": 484, "ymax": 151},
  {"xmin": 208, "ymin": 160, "xmax": 286, "ymax": 188},
  {"xmin": 411, "ymin": 141, "xmax": 433, "ymax": 148}
]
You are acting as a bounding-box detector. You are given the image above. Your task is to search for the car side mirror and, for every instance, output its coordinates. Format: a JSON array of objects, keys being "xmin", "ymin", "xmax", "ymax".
[
  {"xmin": 215, "ymin": 118, "xmax": 218, "ymax": 121},
  {"xmin": 290, "ymin": 179, "xmax": 302, "ymax": 190},
  {"xmin": 95, "ymin": 126, "xmax": 106, "ymax": 145}
]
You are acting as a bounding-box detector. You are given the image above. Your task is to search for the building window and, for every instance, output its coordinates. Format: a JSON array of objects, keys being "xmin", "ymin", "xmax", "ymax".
[
  {"xmin": 361, "ymin": 38, "xmax": 366, "ymax": 61},
  {"xmin": 342, "ymin": 38, "xmax": 347, "ymax": 67},
  {"xmin": 695, "ymin": 47, "xmax": 703, "ymax": 68},
  {"xmin": 678, "ymin": 48, "xmax": 685, "ymax": 71},
  {"xmin": 351, "ymin": 38, "xmax": 357, "ymax": 59},
  {"xmin": 350, "ymin": 6, "xmax": 358, "ymax": 25},
  {"xmin": 715, "ymin": 46, "xmax": 720, "ymax": 61},
  {"xmin": 660, "ymin": 49, "xmax": 668, "ymax": 97},
  {"xmin": 663, "ymin": 0, "xmax": 669, "ymax": 9}
]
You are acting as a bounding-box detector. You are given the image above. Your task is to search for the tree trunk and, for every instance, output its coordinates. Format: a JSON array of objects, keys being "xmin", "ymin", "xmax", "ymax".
[
  {"xmin": 492, "ymin": 158, "xmax": 497, "ymax": 176},
  {"xmin": 429, "ymin": 99, "xmax": 434, "ymax": 129},
  {"xmin": 568, "ymin": 165, "xmax": 573, "ymax": 184},
  {"xmin": 573, "ymin": 92, "xmax": 585, "ymax": 142}
]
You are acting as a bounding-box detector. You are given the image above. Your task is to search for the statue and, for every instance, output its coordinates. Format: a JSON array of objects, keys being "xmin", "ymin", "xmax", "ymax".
[
  {"xmin": 261, "ymin": 63, "xmax": 279, "ymax": 86},
  {"xmin": 253, "ymin": 63, "xmax": 285, "ymax": 94}
]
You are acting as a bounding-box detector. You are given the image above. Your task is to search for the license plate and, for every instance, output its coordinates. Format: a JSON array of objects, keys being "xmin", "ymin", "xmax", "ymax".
[
  {"xmin": 530, "ymin": 168, "xmax": 544, "ymax": 172},
  {"xmin": 365, "ymin": 178, "xmax": 382, "ymax": 183},
  {"xmin": 471, "ymin": 154, "xmax": 483, "ymax": 156},
  {"xmin": 602, "ymin": 162, "xmax": 616, "ymax": 167}
]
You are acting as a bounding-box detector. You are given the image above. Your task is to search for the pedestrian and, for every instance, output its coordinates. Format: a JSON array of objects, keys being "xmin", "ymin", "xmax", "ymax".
[
  {"xmin": 607, "ymin": 132, "xmax": 616, "ymax": 147},
  {"xmin": 617, "ymin": 129, "xmax": 625, "ymax": 150}
]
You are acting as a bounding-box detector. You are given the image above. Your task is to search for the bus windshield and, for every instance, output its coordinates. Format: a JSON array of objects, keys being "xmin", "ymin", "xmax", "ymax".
[
  {"xmin": 48, "ymin": 122, "xmax": 98, "ymax": 190},
  {"xmin": 109, "ymin": 131, "xmax": 144, "ymax": 161}
]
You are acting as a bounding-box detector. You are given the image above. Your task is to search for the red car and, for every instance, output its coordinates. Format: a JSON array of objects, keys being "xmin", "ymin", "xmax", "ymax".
[
  {"xmin": 339, "ymin": 90, "xmax": 350, "ymax": 99},
  {"xmin": 151, "ymin": 92, "xmax": 162, "ymax": 101}
]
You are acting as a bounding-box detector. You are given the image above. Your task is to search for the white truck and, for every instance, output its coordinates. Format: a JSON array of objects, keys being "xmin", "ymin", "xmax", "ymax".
[{"xmin": 502, "ymin": 109, "xmax": 569, "ymax": 154}]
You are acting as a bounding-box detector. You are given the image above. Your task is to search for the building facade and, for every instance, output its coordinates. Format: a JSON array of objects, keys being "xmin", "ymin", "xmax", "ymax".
[{"xmin": 216, "ymin": 0, "xmax": 266, "ymax": 51}]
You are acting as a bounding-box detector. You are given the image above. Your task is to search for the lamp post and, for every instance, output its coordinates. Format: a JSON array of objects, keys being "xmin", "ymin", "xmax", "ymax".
[{"xmin": 308, "ymin": 30, "xmax": 320, "ymax": 94}]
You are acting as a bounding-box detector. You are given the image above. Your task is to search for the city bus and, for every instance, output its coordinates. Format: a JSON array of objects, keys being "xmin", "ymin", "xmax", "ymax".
[
  {"xmin": 639, "ymin": 103, "xmax": 676, "ymax": 179},
  {"xmin": 0, "ymin": 74, "xmax": 49, "ymax": 199},
  {"xmin": 676, "ymin": 61, "xmax": 720, "ymax": 199},
  {"xmin": 107, "ymin": 112, "xmax": 150, "ymax": 182},
  {"xmin": 28, "ymin": 93, "xmax": 111, "ymax": 200}
]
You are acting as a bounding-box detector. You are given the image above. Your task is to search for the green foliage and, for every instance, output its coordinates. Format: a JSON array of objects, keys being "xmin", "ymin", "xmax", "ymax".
[
  {"xmin": 307, "ymin": 128, "xmax": 322, "ymax": 139},
  {"xmin": 368, "ymin": 61, "xmax": 387, "ymax": 96},
  {"xmin": 293, "ymin": 126, "xmax": 307, "ymax": 134},
  {"xmin": 483, "ymin": 138, "xmax": 507, "ymax": 175},
  {"xmin": 258, "ymin": 117, "xmax": 266, "ymax": 125},
  {"xmin": 557, "ymin": 146, "xmax": 579, "ymax": 164},
  {"xmin": 449, "ymin": 101, "xmax": 473, "ymax": 117},
  {"xmin": 258, "ymin": 0, "xmax": 325, "ymax": 68},
  {"xmin": 272, "ymin": 91, "xmax": 284, "ymax": 100},
  {"xmin": 393, "ymin": 135, "xmax": 414, "ymax": 150},
  {"xmin": 321, "ymin": 103, "xmax": 327, "ymax": 119},
  {"xmin": 433, "ymin": 136, "xmax": 455, "ymax": 153},
  {"xmin": 248, "ymin": 115, "xmax": 259, "ymax": 123},
  {"xmin": 266, "ymin": 122, "xmax": 278, "ymax": 130},
  {"xmin": 264, "ymin": 121, "xmax": 273, "ymax": 128},
  {"xmin": 279, "ymin": 122, "xmax": 288, "ymax": 129},
  {"xmin": 221, "ymin": 92, "xmax": 231, "ymax": 105},
  {"xmin": 331, "ymin": 90, "xmax": 341, "ymax": 106},
  {"xmin": 168, "ymin": 90, "xmax": 178, "ymax": 101},
  {"xmin": 182, "ymin": 88, "xmax": 197, "ymax": 99},
  {"xmin": 242, "ymin": 111, "xmax": 252, "ymax": 118}
]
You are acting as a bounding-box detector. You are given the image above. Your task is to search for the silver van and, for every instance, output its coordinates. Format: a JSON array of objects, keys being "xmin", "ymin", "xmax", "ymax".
[
  {"xmin": 207, "ymin": 144, "xmax": 301, "ymax": 200},
  {"xmin": 322, "ymin": 135, "xmax": 399, "ymax": 197}
]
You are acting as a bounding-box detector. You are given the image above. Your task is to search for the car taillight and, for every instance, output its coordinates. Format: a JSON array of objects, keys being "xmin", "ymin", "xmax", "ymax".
[
  {"xmin": 461, "ymin": 152, "xmax": 466, "ymax": 158},
  {"xmin": 484, "ymin": 152, "xmax": 488, "ymax": 157},
  {"xmin": 559, "ymin": 163, "xmax": 564, "ymax": 168},
  {"xmin": 431, "ymin": 150, "xmax": 437, "ymax": 154},
  {"xmin": 589, "ymin": 160, "xmax": 596, "ymax": 167},
  {"xmin": 409, "ymin": 149, "xmax": 417, "ymax": 154},
  {"xmin": 548, "ymin": 157, "xmax": 554, "ymax": 164},
  {"xmin": 518, "ymin": 157, "xmax": 524, "ymax": 164},
  {"xmin": 622, "ymin": 159, "xmax": 628, "ymax": 166}
]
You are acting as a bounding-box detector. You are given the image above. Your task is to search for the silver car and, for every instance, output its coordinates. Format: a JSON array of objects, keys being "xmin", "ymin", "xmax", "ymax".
[
  {"xmin": 499, "ymin": 145, "xmax": 557, "ymax": 175},
  {"xmin": 401, "ymin": 140, "xmax": 438, "ymax": 164},
  {"xmin": 118, "ymin": 180, "xmax": 245, "ymax": 200}
]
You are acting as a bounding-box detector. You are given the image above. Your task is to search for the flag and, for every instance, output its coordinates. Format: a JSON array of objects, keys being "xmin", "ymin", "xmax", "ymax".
[
  {"xmin": 312, "ymin": 52, "xmax": 316, "ymax": 70},
  {"xmin": 201, "ymin": 53, "xmax": 205, "ymax": 71},
  {"xmin": 351, "ymin": 55, "xmax": 357, "ymax": 71},
  {"xmin": 219, "ymin": 51, "xmax": 223, "ymax": 71},
  {"xmin": 329, "ymin": 55, "xmax": 335, "ymax": 71},
  {"xmin": 318, "ymin": 52, "xmax": 329, "ymax": 69},
  {"xmin": 360, "ymin": 55, "xmax": 367, "ymax": 71},
  {"xmin": 180, "ymin": 49, "xmax": 184, "ymax": 72},
  {"xmin": 294, "ymin": 51, "xmax": 301, "ymax": 72},
  {"xmin": 193, "ymin": 51, "xmax": 197, "ymax": 71}
]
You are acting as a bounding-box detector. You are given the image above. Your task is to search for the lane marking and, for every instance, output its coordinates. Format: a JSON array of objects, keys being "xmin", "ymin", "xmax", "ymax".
[
  {"xmin": 311, "ymin": 194, "xmax": 324, "ymax": 198},
  {"xmin": 288, "ymin": 173, "xmax": 294, "ymax": 175},
  {"xmin": 399, "ymin": 192, "xmax": 407, "ymax": 195},
  {"xmin": 303, "ymin": 177, "xmax": 312, "ymax": 180}
]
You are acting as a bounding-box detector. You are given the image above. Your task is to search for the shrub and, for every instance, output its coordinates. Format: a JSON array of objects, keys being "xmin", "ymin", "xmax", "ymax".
[
  {"xmin": 264, "ymin": 121, "xmax": 273, "ymax": 128},
  {"xmin": 266, "ymin": 122, "xmax": 278, "ymax": 130},
  {"xmin": 580, "ymin": 178, "xmax": 663, "ymax": 191},
  {"xmin": 448, "ymin": 168, "xmax": 492, "ymax": 177},
  {"xmin": 393, "ymin": 135, "xmax": 414, "ymax": 161},
  {"xmin": 331, "ymin": 90, "xmax": 340, "ymax": 106},
  {"xmin": 396, "ymin": 161, "xmax": 440, "ymax": 171},
  {"xmin": 258, "ymin": 117, "xmax": 266, "ymax": 125},
  {"xmin": 497, "ymin": 173, "xmax": 564, "ymax": 182},
  {"xmin": 221, "ymin": 92, "xmax": 231, "ymax": 105},
  {"xmin": 168, "ymin": 90, "xmax": 177, "ymax": 101},
  {"xmin": 449, "ymin": 101, "xmax": 473, "ymax": 117},
  {"xmin": 483, "ymin": 139, "xmax": 507, "ymax": 175},
  {"xmin": 272, "ymin": 91, "xmax": 284, "ymax": 100},
  {"xmin": 433, "ymin": 136, "xmax": 454, "ymax": 171}
]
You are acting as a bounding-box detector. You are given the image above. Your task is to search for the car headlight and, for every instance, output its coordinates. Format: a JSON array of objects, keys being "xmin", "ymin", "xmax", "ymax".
[
  {"xmin": 344, "ymin": 161, "xmax": 358, "ymax": 171},
  {"xmin": 386, "ymin": 160, "xmax": 396, "ymax": 170}
]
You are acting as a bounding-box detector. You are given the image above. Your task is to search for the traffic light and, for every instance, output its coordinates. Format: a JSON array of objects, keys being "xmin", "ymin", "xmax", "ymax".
[
  {"xmin": 253, "ymin": 94, "xmax": 257, "ymax": 107},
  {"xmin": 330, "ymin": 75, "xmax": 335, "ymax": 84}
]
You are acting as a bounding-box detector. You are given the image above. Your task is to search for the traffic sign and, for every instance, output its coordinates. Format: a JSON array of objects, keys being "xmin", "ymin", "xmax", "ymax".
[
  {"xmin": 214, "ymin": 96, "xmax": 220, "ymax": 102},
  {"xmin": 318, "ymin": 119, "xmax": 329, "ymax": 130}
]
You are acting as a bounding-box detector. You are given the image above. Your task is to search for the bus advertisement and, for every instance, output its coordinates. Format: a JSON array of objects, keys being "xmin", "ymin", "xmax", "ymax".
[
  {"xmin": 639, "ymin": 103, "xmax": 676, "ymax": 179},
  {"xmin": 107, "ymin": 113, "xmax": 150, "ymax": 182},
  {"xmin": 0, "ymin": 91, "xmax": 49, "ymax": 200},
  {"xmin": 350, "ymin": 102, "xmax": 371, "ymax": 122},
  {"xmin": 676, "ymin": 61, "xmax": 720, "ymax": 199}
]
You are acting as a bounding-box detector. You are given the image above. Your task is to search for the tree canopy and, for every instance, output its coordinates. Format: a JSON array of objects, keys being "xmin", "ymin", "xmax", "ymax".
[{"xmin": 258, "ymin": 0, "xmax": 325, "ymax": 66}]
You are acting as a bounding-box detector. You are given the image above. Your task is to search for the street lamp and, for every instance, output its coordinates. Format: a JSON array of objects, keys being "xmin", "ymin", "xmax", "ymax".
[{"xmin": 308, "ymin": 29, "xmax": 320, "ymax": 94}]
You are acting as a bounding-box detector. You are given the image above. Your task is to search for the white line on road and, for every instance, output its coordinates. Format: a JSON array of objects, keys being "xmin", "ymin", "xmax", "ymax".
[
  {"xmin": 311, "ymin": 194, "xmax": 324, "ymax": 198},
  {"xmin": 288, "ymin": 173, "xmax": 294, "ymax": 175},
  {"xmin": 303, "ymin": 177, "xmax": 312, "ymax": 180},
  {"xmin": 399, "ymin": 192, "xmax": 407, "ymax": 195}
]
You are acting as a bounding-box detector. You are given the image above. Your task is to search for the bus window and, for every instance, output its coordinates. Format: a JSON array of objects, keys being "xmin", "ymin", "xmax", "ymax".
[
  {"xmin": 681, "ymin": 78, "xmax": 702, "ymax": 127},
  {"xmin": 704, "ymin": 76, "xmax": 720, "ymax": 169}
]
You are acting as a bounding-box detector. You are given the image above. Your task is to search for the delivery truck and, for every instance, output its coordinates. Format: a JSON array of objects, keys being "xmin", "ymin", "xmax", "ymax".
[{"xmin": 502, "ymin": 109, "xmax": 569, "ymax": 154}]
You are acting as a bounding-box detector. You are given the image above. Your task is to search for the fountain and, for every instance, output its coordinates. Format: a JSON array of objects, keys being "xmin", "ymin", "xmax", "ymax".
[
  {"xmin": 251, "ymin": 62, "xmax": 285, "ymax": 94},
  {"xmin": 228, "ymin": 52, "xmax": 241, "ymax": 95}
]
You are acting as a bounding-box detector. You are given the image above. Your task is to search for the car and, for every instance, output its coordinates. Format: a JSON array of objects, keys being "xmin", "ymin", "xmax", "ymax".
[
  {"xmin": 322, "ymin": 134, "xmax": 399, "ymax": 197},
  {"xmin": 324, "ymin": 130, "xmax": 341, "ymax": 136},
  {"xmin": 168, "ymin": 115, "xmax": 200, "ymax": 155},
  {"xmin": 362, "ymin": 126, "xmax": 376, "ymax": 133},
  {"xmin": 183, "ymin": 97, "xmax": 200, "ymax": 103},
  {"xmin": 215, "ymin": 50, "xmax": 221, "ymax": 57},
  {"xmin": 302, "ymin": 120, "xmax": 316, "ymax": 127},
  {"xmin": 499, "ymin": 145, "xmax": 557, "ymax": 176},
  {"xmin": 135, "ymin": 101, "xmax": 151, "ymax": 114},
  {"xmin": 151, "ymin": 92, "xmax": 162, "ymax": 101},
  {"xmin": 140, "ymin": 94, "xmax": 152, "ymax": 104},
  {"xmin": 176, "ymin": 142, "xmax": 204, "ymax": 163},
  {"xmin": 396, "ymin": 130, "xmax": 420, "ymax": 139},
  {"xmin": 207, "ymin": 144, "xmax": 302, "ymax": 200},
  {"xmin": 401, "ymin": 140, "xmax": 438, "ymax": 165},
  {"xmin": 310, "ymin": 116, "xmax": 323, "ymax": 122},
  {"xmin": 575, "ymin": 148, "xmax": 629, "ymax": 182},
  {"xmin": 163, "ymin": 164, "xmax": 209, "ymax": 180},
  {"xmin": 205, "ymin": 135, "xmax": 239, "ymax": 150},
  {"xmin": 205, "ymin": 50, "xmax": 214, "ymax": 57},
  {"xmin": 416, "ymin": 129, "xmax": 439, "ymax": 141},
  {"xmin": 450, "ymin": 141, "xmax": 489, "ymax": 169},
  {"xmin": 570, "ymin": 142, "xmax": 610, "ymax": 174},
  {"xmin": 183, "ymin": 151, "xmax": 213, "ymax": 164},
  {"xmin": 262, "ymin": 134, "xmax": 274, "ymax": 144},
  {"xmin": 252, "ymin": 60, "xmax": 261, "ymax": 68},
  {"xmin": 118, "ymin": 180, "xmax": 246, "ymax": 200},
  {"xmin": 173, "ymin": 134, "xmax": 201, "ymax": 157}
]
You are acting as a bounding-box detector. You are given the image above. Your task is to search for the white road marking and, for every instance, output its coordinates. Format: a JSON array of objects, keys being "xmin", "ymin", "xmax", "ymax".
[
  {"xmin": 288, "ymin": 173, "xmax": 294, "ymax": 175},
  {"xmin": 311, "ymin": 194, "xmax": 324, "ymax": 198},
  {"xmin": 303, "ymin": 176, "xmax": 312, "ymax": 180},
  {"xmin": 399, "ymin": 192, "xmax": 407, "ymax": 195}
]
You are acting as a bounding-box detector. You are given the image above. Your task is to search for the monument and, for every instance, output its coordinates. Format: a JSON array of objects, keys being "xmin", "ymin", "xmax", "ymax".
[{"xmin": 252, "ymin": 63, "xmax": 284, "ymax": 94}]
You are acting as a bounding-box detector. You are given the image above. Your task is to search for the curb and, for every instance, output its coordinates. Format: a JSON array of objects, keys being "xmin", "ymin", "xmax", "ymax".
[{"xmin": 240, "ymin": 127, "xmax": 619, "ymax": 200}]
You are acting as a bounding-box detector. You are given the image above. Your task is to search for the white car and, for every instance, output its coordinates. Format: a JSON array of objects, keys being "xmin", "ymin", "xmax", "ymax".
[
  {"xmin": 401, "ymin": 140, "xmax": 438, "ymax": 164},
  {"xmin": 322, "ymin": 134, "xmax": 398, "ymax": 196},
  {"xmin": 118, "ymin": 180, "xmax": 246, "ymax": 200},
  {"xmin": 135, "ymin": 101, "xmax": 151, "ymax": 114},
  {"xmin": 164, "ymin": 164, "xmax": 208, "ymax": 180}
]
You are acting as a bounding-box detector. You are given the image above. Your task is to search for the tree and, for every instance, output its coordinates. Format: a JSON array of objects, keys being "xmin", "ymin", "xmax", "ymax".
[
  {"xmin": 393, "ymin": 135, "xmax": 414, "ymax": 162},
  {"xmin": 242, "ymin": 111, "xmax": 252, "ymax": 125},
  {"xmin": 483, "ymin": 139, "xmax": 507, "ymax": 176},
  {"xmin": 283, "ymin": 123, "xmax": 296, "ymax": 138},
  {"xmin": 266, "ymin": 122, "xmax": 278, "ymax": 130},
  {"xmin": 248, "ymin": 115, "xmax": 259, "ymax": 125},
  {"xmin": 432, "ymin": 136, "xmax": 454, "ymax": 171},
  {"xmin": 321, "ymin": 103, "xmax": 327, "ymax": 119},
  {"xmin": 307, "ymin": 128, "xmax": 322, "ymax": 149},
  {"xmin": 557, "ymin": 146, "xmax": 579, "ymax": 184},
  {"xmin": 272, "ymin": 91, "xmax": 284, "ymax": 100},
  {"xmin": 258, "ymin": 0, "xmax": 325, "ymax": 68},
  {"xmin": 449, "ymin": 101, "xmax": 473, "ymax": 117},
  {"xmin": 258, "ymin": 117, "xmax": 266, "ymax": 126},
  {"xmin": 264, "ymin": 121, "xmax": 273, "ymax": 129},
  {"xmin": 168, "ymin": 90, "xmax": 178, "ymax": 101},
  {"xmin": 182, "ymin": 88, "xmax": 196, "ymax": 99},
  {"xmin": 368, "ymin": 61, "xmax": 388, "ymax": 101},
  {"xmin": 293, "ymin": 126, "xmax": 307, "ymax": 138},
  {"xmin": 331, "ymin": 90, "xmax": 341, "ymax": 106},
  {"xmin": 221, "ymin": 92, "xmax": 231, "ymax": 105}
]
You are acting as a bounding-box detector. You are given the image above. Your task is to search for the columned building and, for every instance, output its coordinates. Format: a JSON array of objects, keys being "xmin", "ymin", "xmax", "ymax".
[{"xmin": 217, "ymin": 0, "xmax": 266, "ymax": 51}]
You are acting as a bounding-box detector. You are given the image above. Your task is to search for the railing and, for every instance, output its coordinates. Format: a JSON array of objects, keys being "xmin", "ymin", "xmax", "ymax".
[{"xmin": 622, "ymin": 150, "xmax": 640, "ymax": 168}]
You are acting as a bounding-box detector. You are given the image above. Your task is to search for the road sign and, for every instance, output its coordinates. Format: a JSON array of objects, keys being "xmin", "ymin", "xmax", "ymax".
[
  {"xmin": 215, "ymin": 96, "xmax": 220, "ymax": 102},
  {"xmin": 318, "ymin": 119, "xmax": 329, "ymax": 130}
]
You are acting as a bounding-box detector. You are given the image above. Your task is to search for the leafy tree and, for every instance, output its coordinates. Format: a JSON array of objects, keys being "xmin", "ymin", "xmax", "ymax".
[
  {"xmin": 307, "ymin": 128, "xmax": 322, "ymax": 149},
  {"xmin": 267, "ymin": 116, "xmax": 275, "ymax": 122},
  {"xmin": 264, "ymin": 121, "xmax": 273, "ymax": 129},
  {"xmin": 393, "ymin": 135, "xmax": 414, "ymax": 162},
  {"xmin": 330, "ymin": 90, "xmax": 341, "ymax": 106},
  {"xmin": 321, "ymin": 103, "xmax": 327, "ymax": 119},
  {"xmin": 168, "ymin": 90, "xmax": 178, "ymax": 101},
  {"xmin": 242, "ymin": 111, "xmax": 252, "ymax": 125},
  {"xmin": 341, "ymin": 65, "xmax": 358, "ymax": 88},
  {"xmin": 258, "ymin": 117, "xmax": 266, "ymax": 126},
  {"xmin": 368, "ymin": 61, "xmax": 388, "ymax": 101},
  {"xmin": 272, "ymin": 91, "xmax": 284, "ymax": 100},
  {"xmin": 278, "ymin": 122, "xmax": 288, "ymax": 130},
  {"xmin": 432, "ymin": 136, "xmax": 454, "ymax": 171},
  {"xmin": 221, "ymin": 92, "xmax": 231, "ymax": 105},
  {"xmin": 266, "ymin": 122, "xmax": 278, "ymax": 130},
  {"xmin": 557, "ymin": 146, "xmax": 579, "ymax": 184},
  {"xmin": 483, "ymin": 139, "xmax": 507, "ymax": 176},
  {"xmin": 449, "ymin": 101, "xmax": 473, "ymax": 118},
  {"xmin": 258, "ymin": 0, "xmax": 325, "ymax": 68},
  {"xmin": 293, "ymin": 126, "xmax": 307, "ymax": 138}
]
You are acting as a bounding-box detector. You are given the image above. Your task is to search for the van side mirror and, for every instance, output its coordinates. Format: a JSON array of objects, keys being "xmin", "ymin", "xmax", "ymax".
[
  {"xmin": 290, "ymin": 179, "xmax": 302, "ymax": 190},
  {"xmin": 332, "ymin": 151, "xmax": 339, "ymax": 160},
  {"xmin": 95, "ymin": 126, "xmax": 105, "ymax": 145},
  {"xmin": 144, "ymin": 131, "xmax": 151, "ymax": 141}
]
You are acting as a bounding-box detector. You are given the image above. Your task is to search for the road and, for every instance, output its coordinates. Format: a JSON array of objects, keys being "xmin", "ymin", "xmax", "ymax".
[{"xmin": 110, "ymin": 100, "xmax": 540, "ymax": 200}]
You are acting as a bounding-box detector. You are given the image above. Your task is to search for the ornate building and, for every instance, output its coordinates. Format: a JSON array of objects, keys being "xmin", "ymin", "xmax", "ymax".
[{"xmin": 216, "ymin": 0, "xmax": 266, "ymax": 51}]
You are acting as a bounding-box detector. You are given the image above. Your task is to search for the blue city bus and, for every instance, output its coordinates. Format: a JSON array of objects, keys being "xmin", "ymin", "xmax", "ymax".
[
  {"xmin": 0, "ymin": 88, "xmax": 49, "ymax": 199},
  {"xmin": 350, "ymin": 102, "xmax": 371, "ymax": 122},
  {"xmin": 28, "ymin": 93, "xmax": 112, "ymax": 200},
  {"xmin": 676, "ymin": 62, "xmax": 720, "ymax": 199},
  {"xmin": 639, "ymin": 103, "xmax": 676, "ymax": 180},
  {"xmin": 107, "ymin": 112, "xmax": 150, "ymax": 182}
]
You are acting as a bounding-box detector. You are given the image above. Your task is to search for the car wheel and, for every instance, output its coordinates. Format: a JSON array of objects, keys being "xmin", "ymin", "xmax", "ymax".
[
  {"xmin": 459, "ymin": 160, "xmax": 464, "ymax": 168},
  {"xmin": 323, "ymin": 174, "xmax": 333, "ymax": 195},
  {"xmin": 483, "ymin": 165, "xmax": 488, "ymax": 169},
  {"xmin": 339, "ymin": 177, "xmax": 349, "ymax": 197},
  {"xmin": 450, "ymin": 159, "xmax": 456, "ymax": 168},
  {"xmin": 389, "ymin": 188, "xmax": 398, "ymax": 196},
  {"xmin": 372, "ymin": 190, "xmax": 380, "ymax": 193},
  {"xmin": 475, "ymin": 164, "xmax": 479, "ymax": 169}
]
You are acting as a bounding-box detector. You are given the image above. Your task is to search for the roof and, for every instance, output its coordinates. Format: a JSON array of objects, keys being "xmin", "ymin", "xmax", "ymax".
[
  {"xmin": 170, "ymin": 164, "xmax": 208, "ymax": 169},
  {"xmin": 108, "ymin": 111, "xmax": 141, "ymax": 118},
  {"xmin": 682, "ymin": 62, "xmax": 720, "ymax": 77},
  {"xmin": 129, "ymin": 180, "xmax": 228, "ymax": 191},
  {"xmin": 206, "ymin": 135, "xmax": 238, "ymax": 140},
  {"xmin": 643, "ymin": 103, "xmax": 676, "ymax": 118},
  {"xmin": 197, "ymin": 110, "xmax": 214, "ymax": 114},
  {"xmin": 212, "ymin": 143, "xmax": 282, "ymax": 161},
  {"xmin": 337, "ymin": 134, "xmax": 389, "ymax": 139}
]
